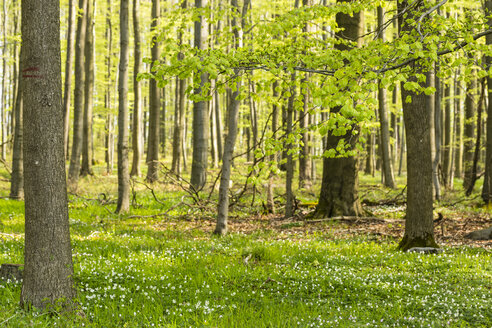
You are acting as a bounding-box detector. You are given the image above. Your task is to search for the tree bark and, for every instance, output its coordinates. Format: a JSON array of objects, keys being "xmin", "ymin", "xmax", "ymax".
[
  {"xmin": 130, "ymin": 0, "xmax": 142, "ymax": 177},
  {"xmin": 10, "ymin": 47, "xmax": 23, "ymax": 200},
  {"xmin": 428, "ymin": 67, "xmax": 440, "ymax": 200},
  {"xmin": 377, "ymin": 6, "xmax": 396, "ymax": 189},
  {"xmin": 116, "ymin": 0, "xmax": 130, "ymax": 213},
  {"xmin": 146, "ymin": 0, "xmax": 161, "ymax": 183},
  {"xmin": 463, "ymin": 68, "xmax": 477, "ymax": 191},
  {"xmin": 442, "ymin": 82, "xmax": 453, "ymax": 188},
  {"xmin": 285, "ymin": 74, "xmax": 296, "ymax": 218},
  {"xmin": 482, "ymin": 0, "xmax": 492, "ymax": 204},
  {"xmin": 397, "ymin": 0, "xmax": 438, "ymax": 251},
  {"xmin": 20, "ymin": 0, "xmax": 75, "ymax": 308},
  {"xmin": 313, "ymin": 0, "xmax": 364, "ymax": 218},
  {"xmin": 214, "ymin": 0, "xmax": 250, "ymax": 235},
  {"xmin": 63, "ymin": 0, "xmax": 76, "ymax": 159},
  {"xmin": 81, "ymin": 0, "xmax": 95, "ymax": 176},
  {"xmin": 190, "ymin": 0, "xmax": 209, "ymax": 191},
  {"xmin": 104, "ymin": 0, "xmax": 114, "ymax": 174},
  {"xmin": 68, "ymin": 0, "xmax": 88, "ymax": 189}
]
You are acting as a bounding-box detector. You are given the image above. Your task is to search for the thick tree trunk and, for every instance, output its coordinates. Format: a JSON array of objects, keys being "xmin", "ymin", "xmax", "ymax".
[
  {"xmin": 20, "ymin": 0, "xmax": 75, "ymax": 308},
  {"xmin": 116, "ymin": 0, "xmax": 130, "ymax": 213},
  {"xmin": 130, "ymin": 0, "xmax": 142, "ymax": 177},
  {"xmin": 81, "ymin": 0, "xmax": 95, "ymax": 176},
  {"xmin": 314, "ymin": 0, "xmax": 363, "ymax": 218},
  {"xmin": 146, "ymin": 0, "xmax": 161, "ymax": 183},
  {"xmin": 397, "ymin": 0, "xmax": 437, "ymax": 251},
  {"xmin": 482, "ymin": 1, "xmax": 492, "ymax": 204},
  {"xmin": 10, "ymin": 48, "xmax": 23, "ymax": 200},
  {"xmin": 68, "ymin": 0, "xmax": 88, "ymax": 189},
  {"xmin": 63, "ymin": 0, "xmax": 76, "ymax": 159}
]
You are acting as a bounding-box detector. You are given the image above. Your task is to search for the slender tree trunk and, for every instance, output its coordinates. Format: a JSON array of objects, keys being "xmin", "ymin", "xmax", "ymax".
[
  {"xmin": 466, "ymin": 79, "xmax": 485, "ymax": 196},
  {"xmin": 190, "ymin": 0, "xmax": 210, "ymax": 190},
  {"xmin": 314, "ymin": 0, "xmax": 364, "ymax": 218},
  {"xmin": 0, "ymin": 0, "xmax": 7, "ymax": 161},
  {"xmin": 63, "ymin": 0, "xmax": 76, "ymax": 159},
  {"xmin": 10, "ymin": 48, "xmax": 23, "ymax": 200},
  {"xmin": 442, "ymin": 82, "xmax": 453, "ymax": 188},
  {"xmin": 266, "ymin": 80, "xmax": 279, "ymax": 214},
  {"xmin": 20, "ymin": 0, "xmax": 74, "ymax": 308},
  {"xmin": 81, "ymin": 0, "xmax": 95, "ymax": 176},
  {"xmin": 454, "ymin": 74, "xmax": 463, "ymax": 179},
  {"xmin": 377, "ymin": 6, "xmax": 396, "ymax": 189},
  {"xmin": 68, "ymin": 0, "xmax": 88, "ymax": 188},
  {"xmin": 397, "ymin": 0, "xmax": 437, "ymax": 251},
  {"xmin": 285, "ymin": 74, "xmax": 296, "ymax": 218},
  {"xmin": 463, "ymin": 69, "xmax": 477, "ymax": 190},
  {"xmin": 146, "ymin": 0, "xmax": 161, "ymax": 182},
  {"xmin": 428, "ymin": 67, "xmax": 440, "ymax": 200},
  {"xmin": 214, "ymin": 0, "xmax": 250, "ymax": 235},
  {"xmin": 130, "ymin": 0, "xmax": 142, "ymax": 177},
  {"xmin": 105, "ymin": 0, "xmax": 114, "ymax": 174},
  {"xmin": 116, "ymin": 0, "xmax": 130, "ymax": 213}
]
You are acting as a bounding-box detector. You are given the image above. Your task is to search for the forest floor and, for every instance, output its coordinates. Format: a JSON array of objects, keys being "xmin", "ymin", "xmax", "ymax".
[{"xmin": 0, "ymin": 166, "xmax": 491, "ymax": 327}]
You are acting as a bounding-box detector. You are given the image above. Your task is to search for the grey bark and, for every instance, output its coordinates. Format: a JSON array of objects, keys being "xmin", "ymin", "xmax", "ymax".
[
  {"xmin": 190, "ymin": 0, "xmax": 210, "ymax": 191},
  {"xmin": 20, "ymin": 0, "xmax": 75, "ymax": 308},
  {"xmin": 483, "ymin": 0, "xmax": 492, "ymax": 204},
  {"xmin": 68, "ymin": 0, "xmax": 88, "ymax": 189},
  {"xmin": 428, "ymin": 68, "xmax": 440, "ymax": 200},
  {"xmin": 130, "ymin": 0, "xmax": 143, "ymax": 177},
  {"xmin": 146, "ymin": 0, "xmax": 161, "ymax": 183},
  {"xmin": 214, "ymin": 0, "xmax": 250, "ymax": 235},
  {"xmin": 313, "ymin": 0, "xmax": 364, "ymax": 218},
  {"xmin": 104, "ymin": 0, "xmax": 114, "ymax": 174},
  {"xmin": 81, "ymin": 0, "xmax": 95, "ymax": 176},
  {"xmin": 442, "ymin": 82, "xmax": 453, "ymax": 188},
  {"xmin": 397, "ymin": 0, "xmax": 437, "ymax": 251},
  {"xmin": 377, "ymin": 6, "xmax": 396, "ymax": 189},
  {"xmin": 116, "ymin": 0, "xmax": 130, "ymax": 213},
  {"xmin": 10, "ymin": 48, "xmax": 23, "ymax": 200},
  {"xmin": 463, "ymin": 69, "xmax": 477, "ymax": 191},
  {"xmin": 63, "ymin": 0, "xmax": 76, "ymax": 159}
]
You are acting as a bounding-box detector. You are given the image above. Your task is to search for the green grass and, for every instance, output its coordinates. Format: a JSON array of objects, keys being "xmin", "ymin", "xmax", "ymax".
[{"xmin": 0, "ymin": 170, "xmax": 491, "ymax": 327}]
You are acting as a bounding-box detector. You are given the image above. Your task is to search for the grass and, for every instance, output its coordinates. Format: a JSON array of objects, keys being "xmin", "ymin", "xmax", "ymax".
[{"xmin": 0, "ymin": 169, "xmax": 491, "ymax": 327}]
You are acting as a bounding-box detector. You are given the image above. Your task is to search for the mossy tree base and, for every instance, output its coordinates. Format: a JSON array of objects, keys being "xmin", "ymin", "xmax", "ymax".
[{"xmin": 398, "ymin": 234, "xmax": 439, "ymax": 251}]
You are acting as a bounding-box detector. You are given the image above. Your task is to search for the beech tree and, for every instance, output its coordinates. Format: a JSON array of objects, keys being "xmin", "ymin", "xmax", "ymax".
[{"xmin": 20, "ymin": 0, "xmax": 75, "ymax": 308}]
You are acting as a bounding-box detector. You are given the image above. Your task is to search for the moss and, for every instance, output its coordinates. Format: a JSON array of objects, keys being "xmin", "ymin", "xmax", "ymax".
[{"xmin": 397, "ymin": 233, "xmax": 439, "ymax": 251}]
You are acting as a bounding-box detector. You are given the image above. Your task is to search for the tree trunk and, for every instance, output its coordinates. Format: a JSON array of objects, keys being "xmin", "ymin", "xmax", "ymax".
[
  {"xmin": 190, "ymin": 0, "xmax": 209, "ymax": 191},
  {"xmin": 81, "ymin": 0, "xmax": 95, "ymax": 176},
  {"xmin": 10, "ymin": 48, "xmax": 23, "ymax": 200},
  {"xmin": 482, "ymin": 0, "xmax": 492, "ymax": 204},
  {"xmin": 104, "ymin": 0, "xmax": 114, "ymax": 174},
  {"xmin": 313, "ymin": 0, "xmax": 364, "ymax": 218},
  {"xmin": 116, "ymin": 0, "xmax": 130, "ymax": 213},
  {"xmin": 428, "ymin": 68, "xmax": 440, "ymax": 200},
  {"xmin": 397, "ymin": 0, "xmax": 437, "ymax": 251},
  {"xmin": 63, "ymin": 0, "xmax": 76, "ymax": 159},
  {"xmin": 146, "ymin": 0, "xmax": 161, "ymax": 183},
  {"xmin": 463, "ymin": 69, "xmax": 477, "ymax": 191},
  {"xmin": 130, "ymin": 0, "xmax": 142, "ymax": 177},
  {"xmin": 214, "ymin": 0, "xmax": 250, "ymax": 235},
  {"xmin": 20, "ymin": 0, "xmax": 75, "ymax": 308},
  {"xmin": 454, "ymin": 74, "xmax": 463, "ymax": 179},
  {"xmin": 285, "ymin": 74, "xmax": 296, "ymax": 218},
  {"xmin": 266, "ymin": 80, "xmax": 279, "ymax": 214},
  {"xmin": 442, "ymin": 82, "xmax": 453, "ymax": 188},
  {"xmin": 377, "ymin": 6, "xmax": 396, "ymax": 189},
  {"xmin": 68, "ymin": 0, "xmax": 88, "ymax": 189}
]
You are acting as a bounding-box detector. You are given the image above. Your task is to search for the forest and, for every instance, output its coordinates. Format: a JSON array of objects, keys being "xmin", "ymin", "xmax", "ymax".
[{"xmin": 0, "ymin": 0, "xmax": 491, "ymax": 326}]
